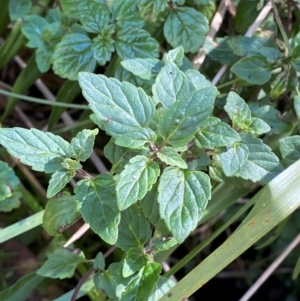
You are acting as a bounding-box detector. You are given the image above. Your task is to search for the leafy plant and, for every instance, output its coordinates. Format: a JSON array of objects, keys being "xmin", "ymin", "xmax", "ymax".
[{"xmin": 1, "ymin": 0, "xmax": 300, "ymax": 300}]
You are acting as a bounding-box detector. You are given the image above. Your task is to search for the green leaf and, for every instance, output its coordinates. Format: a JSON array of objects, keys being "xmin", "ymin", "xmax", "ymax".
[
  {"xmin": 115, "ymin": 65, "xmax": 153, "ymax": 95},
  {"xmin": 184, "ymin": 69, "xmax": 214, "ymax": 91},
  {"xmin": 195, "ymin": 117, "xmax": 240, "ymax": 149},
  {"xmin": 111, "ymin": 0, "xmax": 144, "ymax": 28},
  {"xmin": 251, "ymin": 105, "xmax": 290, "ymax": 135},
  {"xmin": 0, "ymin": 161, "xmax": 20, "ymax": 200},
  {"xmin": 80, "ymin": 3, "xmax": 111, "ymax": 33},
  {"xmin": 36, "ymin": 45, "xmax": 54, "ymax": 73},
  {"xmin": 94, "ymin": 252, "xmax": 105, "ymax": 271},
  {"xmin": 247, "ymin": 117, "xmax": 271, "ymax": 135},
  {"xmin": 121, "ymin": 58, "xmax": 163, "ymax": 80},
  {"xmin": 21, "ymin": 15, "xmax": 49, "ymax": 48},
  {"xmin": 78, "ymin": 72, "xmax": 155, "ymax": 137},
  {"xmin": 43, "ymin": 192, "xmax": 80, "ymax": 236},
  {"xmin": 104, "ymin": 139, "xmax": 134, "ymax": 174},
  {"xmin": 150, "ymin": 237, "xmax": 178, "ymax": 253},
  {"xmin": 61, "ymin": 158, "xmax": 82, "ymax": 170},
  {"xmin": 219, "ymin": 143, "xmax": 249, "ymax": 177},
  {"xmin": 75, "ymin": 175, "xmax": 120, "ymax": 244},
  {"xmin": 138, "ymin": 0, "xmax": 168, "ymax": 22},
  {"xmin": 115, "ymin": 27, "xmax": 159, "ymax": 59},
  {"xmin": 152, "ymin": 62, "xmax": 193, "ymax": 108},
  {"xmin": 116, "ymin": 204, "xmax": 152, "ymax": 250},
  {"xmin": 164, "ymin": 7, "xmax": 208, "ymax": 53},
  {"xmin": 279, "ymin": 136, "xmax": 300, "ymax": 166},
  {"xmin": 0, "ymin": 127, "xmax": 74, "ymax": 173},
  {"xmin": 115, "ymin": 128, "xmax": 157, "ymax": 149},
  {"xmin": 292, "ymin": 44, "xmax": 300, "ymax": 72},
  {"xmin": 71, "ymin": 129, "xmax": 99, "ymax": 162},
  {"xmin": 165, "ymin": 46, "xmax": 185, "ymax": 66},
  {"xmin": 92, "ymin": 27, "xmax": 115, "ymax": 65},
  {"xmin": 9, "ymin": 0, "xmax": 32, "ymax": 21},
  {"xmin": 120, "ymin": 262, "xmax": 161, "ymax": 301},
  {"xmin": 295, "ymin": 95, "xmax": 300, "ymax": 120},
  {"xmin": 116, "ymin": 155, "xmax": 160, "ymax": 210},
  {"xmin": 47, "ymin": 169, "xmax": 75, "ymax": 198},
  {"xmin": 158, "ymin": 87, "xmax": 215, "ymax": 147},
  {"xmin": 95, "ymin": 262, "xmax": 124, "ymax": 300},
  {"xmin": 53, "ymin": 33, "xmax": 96, "ymax": 80},
  {"xmin": 140, "ymin": 183, "xmax": 171, "ymax": 237},
  {"xmin": 228, "ymin": 37, "xmax": 281, "ymax": 61},
  {"xmin": 149, "ymin": 276, "xmax": 175, "ymax": 301},
  {"xmin": 123, "ymin": 247, "xmax": 150, "ymax": 277},
  {"xmin": 231, "ymin": 55, "xmax": 271, "ymax": 85},
  {"xmin": 37, "ymin": 248, "xmax": 85, "ymax": 279},
  {"xmin": 61, "ymin": 0, "xmax": 106, "ymax": 18},
  {"xmin": 205, "ymin": 37, "xmax": 239, "ymax": 65},
  {"xmin": 234, "ymin": 134, "xmax": 283, "ymax": 184},
  {"xmin": 157, "ymin": 146, "xmax": 187, "ymax": 169},
  {"xmin": 224, "ymin": 92, "xmax": 252, "ymax": 130},
  {"xmin": 158, "ymin": 167, "xmax": 211, "ymax": 242}
]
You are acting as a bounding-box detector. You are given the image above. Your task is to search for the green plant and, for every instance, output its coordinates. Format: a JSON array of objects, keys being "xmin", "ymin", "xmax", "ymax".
[{"xmin": 1, "ymin": 1, "xmax": 300, "ymax": 301}]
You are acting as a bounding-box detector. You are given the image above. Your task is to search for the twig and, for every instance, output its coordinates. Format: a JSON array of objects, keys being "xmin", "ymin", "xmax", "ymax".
[
  {"xmin": 239, "ymin": 233, "xmax": 300, "ymax": 301},
  {"xmin": 270, "ymin": 0, "xmax": 292, "ymax": 55},
  {"xmin": 193, "ymin": 0, "xmax": 230, "ymax": 70}
]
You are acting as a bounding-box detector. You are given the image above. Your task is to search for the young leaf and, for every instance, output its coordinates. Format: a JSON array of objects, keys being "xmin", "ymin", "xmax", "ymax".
[
  {"xmin": 164, "ymin": 7, "xmax": 208, "ymax": 53},
  {"xmin": 37, "ymin": 248, "xmax": 85, "ymax": 279},
  {"xmin": 224, "ymin": 92, "xmax": 252, "ymax": 130},
  {"xmin": 71, "ymin": 128, "xmax": 99, "ymax": 162},
  {"xmin": 157, "ymin": 146, "xmax": 188, "ymax": 169},
  {"xmin": 75, "ymin": 174, "xmax": 120, "ymax": 244},
  {"xmin": 279, "ymin": 136, "xmax": 300, "ymax": 166},
  {"xmin": 120, "ymin": 262, "xmax": 161, "ymax": 301},
  {"xmin": 234, "ymin": 134, "xmax": 283, "ymax": 184},
  {"xmin": 80, "ymin": 2, "xmax": 111, "ymax": 33},
  {"xmin": 121, "ymin": 58, "xmax": 163, "ymax": 80},
  {"xmin": 94, "ymin": 252, "xmax": 105, "ymax": 271},
  {"xmin": 138, "ymin": 0, "xmax": 168, "ymax": 22},
  {"xmin": 195, "ymin": 117, "xmax": 240, "ymax": 149},
  {"xmin": 115, "ymin": 128, "xmax": 157, "ymax": 149},
  {"xmin": 36, "ymin": 45, "xmax": 55, "ymax": 73},
  {"xmin": 116, "ymin": 155, "xmax": 160, "ymax": 210},
  {"xmin": 247, "ymin": 117, "xmax": 271, "ymax": 135},
  {"xmin": 61, "ymin": 0, "xmax": 106, "ymax": 18},
  {"xmin": 165, "ymin": 46, "xmax": 185, "ymax": 66},
  {"xmin": 0, "ymin": 127, "xmax": 74, "ymax": 173},
  {"xmin": 53, "ymin": 33, "xmax": 97, "ymax": 80},
  {"xmin": 251, "ymin": 105, "xmax": 290, "ymax": 134},
  {"xmin": 123, "ymin": 247, "xmax": 150, "ymax": 277},
  {"xmin": 158, "ymin": 87, "xmax": 215, "ymax": 147},
  {"xmin": 116, "ymin": 204, "xmax": 152, "ymax": 250},
  {"xmin": 43, "ymin": 192, "xmax": 80, "ymax": 236},
  {"xmin": 231, "ymin": 55, "xmax": 271, "ymax": 85},
  {"xmin": 47, "ymin": 169, "xmax": 75, "ymax": 198},
  {"xmin": 158, "ymin": 167, "xmax": 211, "ymax": 242},
  {"xmin": 152, "ymin": 62, "xmax": 193, "ymax": 108},
  {"xmin": 219, "ymin": 144, "xmax": 249, "ymax": 177},
  {"xmin": 78, "ymin": 72, "xmax": 155, "ymax": 137},
  {"xmin": 92, "ymin": 32, "xmax": 115, "ymax": 65},
  {"xmin": 115, "ymin": 27, "xmax": 160, "ymax": 59},
  {"xmin": 21, "ymin": 15, "xmax": 49, "ymax": 48}
]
